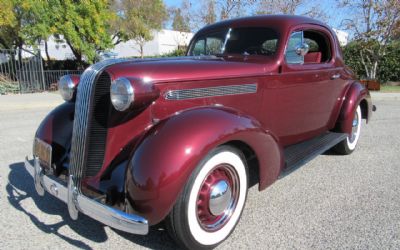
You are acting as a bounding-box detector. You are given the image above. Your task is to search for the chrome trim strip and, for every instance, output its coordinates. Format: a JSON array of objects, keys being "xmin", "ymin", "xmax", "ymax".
[
  {"xmin": 164, "ymin": 83, "xmax": 258, "ymax": 100},
  {"xmin": 25, "ymin": 157, "xmax": 149, "ymax": 235}
]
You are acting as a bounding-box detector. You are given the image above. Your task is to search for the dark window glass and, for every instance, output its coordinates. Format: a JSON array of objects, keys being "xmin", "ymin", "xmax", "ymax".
[{"xmin": 189, "ymin": 27, "xmax": 279, "ymax": 56}]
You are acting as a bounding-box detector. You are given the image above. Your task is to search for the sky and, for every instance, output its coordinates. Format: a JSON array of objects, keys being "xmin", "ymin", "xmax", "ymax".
[{"xmin": 163, "ymin": 0, "xmax": 352, "ymax": 31}]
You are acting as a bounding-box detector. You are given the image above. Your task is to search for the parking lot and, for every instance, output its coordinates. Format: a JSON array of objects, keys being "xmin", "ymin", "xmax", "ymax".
[{"xmin": 0, "ymin": 92, "xmax": 399, "ymax": 249}]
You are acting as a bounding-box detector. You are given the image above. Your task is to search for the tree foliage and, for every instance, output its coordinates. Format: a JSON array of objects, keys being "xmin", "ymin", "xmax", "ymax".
[
  {"xmin": 0, "ymin": 0, "xmax": 114, "ymax": 64},
  {"xmin": 49, "ymin": 0, "xmax": 114, "ymax": 63},
  {"xmin": 256, "ymin": 0, "xmax": 326, "ymax": 20},
  {"xmin": 203, "ymin": 0, "xmax": 217, "ymax": 25},
  {"xmin": 343, "ymin": 40, "xmax": 400, "ymax": 83},
  {"xmin": 110, "ymin": 0, "xmax": 168, "ymax": 58},
  {"xmin": 171, "ymin": 8, "xmax": 191, "ymax": 32},
  {"xmin": 338, "ymin": 0, "xmax": 400, "ymax": 80},
  {"xmin": 0, "ymin": 0, "xmax": 36, "ymax": 51}
]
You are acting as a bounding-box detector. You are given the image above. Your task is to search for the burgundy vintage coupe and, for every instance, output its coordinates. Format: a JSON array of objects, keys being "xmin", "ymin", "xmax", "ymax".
[{"xmin": 25, "ymin": 15, "xmax": 373, "ymax": 249}]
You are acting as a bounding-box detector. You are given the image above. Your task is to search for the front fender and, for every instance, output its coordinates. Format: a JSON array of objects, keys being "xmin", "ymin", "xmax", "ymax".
[
  {"xmin": 125, "ymin": 107, "xmax": 283, "ymax": 225},
  {"xmin": 335, "ymin": 81, "xmax": 371, "ymax": 135},
  {"xmin": 35, "ymin": 102, "xmax": 74, "ymax": 167}
]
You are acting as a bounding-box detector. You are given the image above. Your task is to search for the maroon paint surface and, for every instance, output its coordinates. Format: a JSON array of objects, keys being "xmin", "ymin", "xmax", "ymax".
[{"xmin": 34, "ymin": 15, "xmax": 372, "ymax": 225}]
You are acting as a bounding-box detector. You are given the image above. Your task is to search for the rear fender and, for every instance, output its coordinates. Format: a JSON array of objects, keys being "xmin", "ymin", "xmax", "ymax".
[
  {"xmin": 125, "ymin": 107, "xmax": 283, "ymax": 225},
  {"xmin": 335, "ymin": 81, "xmax": 371, "ymax": 135}
]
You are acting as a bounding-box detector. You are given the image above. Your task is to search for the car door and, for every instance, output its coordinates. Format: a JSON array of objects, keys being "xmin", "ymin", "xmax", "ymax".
[{"xmin": 269, "ymin": 26, "xmax": 343, "ymax": 146}]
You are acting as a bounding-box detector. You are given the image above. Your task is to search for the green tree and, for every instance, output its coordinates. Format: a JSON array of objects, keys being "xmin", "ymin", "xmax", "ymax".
[
  {"xmin": 0, "ymin": 0, "xmax": 38, "ymax": 60},
  {"xmin": 49, "ymin": 0, "xmax": 114, "ymax": 63},
  {"xmin": 377, "ymin": 41, "xmax": 400, "ymax": 82},
  {"xmin": 255, "ymin": 0, "xmax": 326, "ymax": 20},
  {"xmin": 110, "ymin": 0, "xmax": 168, "ymax": 58},
  {"xmin": 343, "ymin": 40, "xmax": 400, "ymax": 83},
  {"xmin": 0, "ymin": 0, "xmax": 114, "ymax": 64},
  {"xmin": 204, "ymin": 0, "xmax": 217, "ymax": 25},
  {"xmin": 171, "ymin": 8, "xmax": 190, "ymax": 32},
  {"xmin": 343, "ymin": 41, "xmax": 368, "ymax": 79},
  {"xmin": 338, "ymin": 0, "xmax": 400, "ymax": 80}
]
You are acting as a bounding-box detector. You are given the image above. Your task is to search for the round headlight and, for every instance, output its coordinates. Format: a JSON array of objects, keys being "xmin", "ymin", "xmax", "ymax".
[
  {"xmin": 110, "ymin": 78, "xmax": 134, "ymax": 111},
  {"xmin": 58, "ymin": 75, "xmax": 76, "ymax": 101}
]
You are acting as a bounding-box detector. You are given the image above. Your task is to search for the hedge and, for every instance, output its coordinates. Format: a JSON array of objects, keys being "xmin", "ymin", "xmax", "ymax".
[{"xmin": 343, "ymin": 41, "xmax": 400, "ymax": 83}]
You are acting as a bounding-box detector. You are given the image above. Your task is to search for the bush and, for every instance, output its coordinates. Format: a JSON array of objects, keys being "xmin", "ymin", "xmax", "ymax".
[
  {"xmin": 160, "ymin": 47, "xmax": 187, "ymax": 57},
  {"xmin": 0, "ymin": 74, "xmax": 19, "ymax": 94},
  {"xmin": 343, "ymin": 41, "xmax": 400, "ymax": 83},
  {"xmin": 43, "ymin": 59, "xmax": 89, "ymax": 70},
  {"xmin": 378, "ymin": 41, "xmax": 400, "ymax": 83}
]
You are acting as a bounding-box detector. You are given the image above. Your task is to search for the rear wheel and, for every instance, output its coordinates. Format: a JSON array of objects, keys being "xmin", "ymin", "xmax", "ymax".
[
  {"xmin": 334, "ymin": 105, "xmax": 362, "ymax": 155},
  {"xmin": 167, "ymin": 146, "xmax": 248, "ymax": 249}
]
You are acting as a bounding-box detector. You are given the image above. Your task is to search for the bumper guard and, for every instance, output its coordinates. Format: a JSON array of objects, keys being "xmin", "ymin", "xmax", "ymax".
[{"xmin": 24, "ymin": 156, "xmax": 149, "ymax": 235}]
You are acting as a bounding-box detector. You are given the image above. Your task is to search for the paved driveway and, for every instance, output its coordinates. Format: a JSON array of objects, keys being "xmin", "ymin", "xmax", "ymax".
[{"xmin": 0, "ymin": 92, "xmax": 399, "ymax": 249}]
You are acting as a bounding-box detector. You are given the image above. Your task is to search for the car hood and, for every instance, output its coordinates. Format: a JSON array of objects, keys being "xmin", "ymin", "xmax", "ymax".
[{"xmin": 105, "ymin": 56, "xmax": 278, "ymax": 83}]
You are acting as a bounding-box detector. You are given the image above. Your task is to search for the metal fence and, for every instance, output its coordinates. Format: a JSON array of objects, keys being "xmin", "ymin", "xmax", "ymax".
[
  {"xmin": 0, "ymin": 49, "xmax": 45, "ymax": 93},
  {"xmin": 0, "ymin": 49, "xmax": 83, "ymax": 93},
  {"xmin": 43, "ymin": 70, "xmax": 83, "ymax": 90}
]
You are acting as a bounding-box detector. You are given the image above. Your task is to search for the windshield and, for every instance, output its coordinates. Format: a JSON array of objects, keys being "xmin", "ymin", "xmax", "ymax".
[{"xmin": 188, "ymin": 27, "xmax": 279, "ymax": 57}]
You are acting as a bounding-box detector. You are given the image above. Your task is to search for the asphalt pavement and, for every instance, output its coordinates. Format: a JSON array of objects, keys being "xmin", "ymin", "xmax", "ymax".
[{"xmin": 0, "ymin": 92, "xmax": 399, "ymax": 249}]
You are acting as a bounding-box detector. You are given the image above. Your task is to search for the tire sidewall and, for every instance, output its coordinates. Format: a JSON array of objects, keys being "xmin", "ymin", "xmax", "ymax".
[
  {"xmin": 346, "ymin": 105, "xmax": 362, "ymax": 151},
  {"xmin": 178, "ymin": 146, "xmax": 248, "ymax": 249}
]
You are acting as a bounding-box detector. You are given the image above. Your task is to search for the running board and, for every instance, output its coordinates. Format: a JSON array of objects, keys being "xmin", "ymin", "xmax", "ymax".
[{"xmin": 280, "ymin": 132, "xmax": 347, "ymax": 178}]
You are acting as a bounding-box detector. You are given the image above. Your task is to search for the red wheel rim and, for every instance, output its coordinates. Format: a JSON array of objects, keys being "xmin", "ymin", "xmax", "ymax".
[{"xmin": 195, "ymin": 164, "xmax": 240, "ymax": 232}]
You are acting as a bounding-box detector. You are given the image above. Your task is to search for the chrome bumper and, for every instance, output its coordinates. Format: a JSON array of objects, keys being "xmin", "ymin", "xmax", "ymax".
[{"xmin": 24, "ymin": 156, "xmax": 148, "ymax": 235}]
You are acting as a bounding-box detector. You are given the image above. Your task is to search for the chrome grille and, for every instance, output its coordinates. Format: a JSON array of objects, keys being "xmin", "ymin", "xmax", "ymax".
[
  {"xmin": 85, "ymin": 72, "xmax": 112, "ymax": 177},
  {"xmin": 164, "ymin": 83, "xmax": 257, "ymax": 100},
  {"xmin": 69, "ymin": 59, "xmax": 127, "ymax": 191}
]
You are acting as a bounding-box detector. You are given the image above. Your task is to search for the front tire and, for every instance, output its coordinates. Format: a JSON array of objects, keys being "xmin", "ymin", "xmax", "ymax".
[
  {"xmin": 334, "ymin": 105, "xmax": 362, "ymax": 155},
  {"xmin": 167, "ymin": 146, "xmax": 248, "ymax": 249}
]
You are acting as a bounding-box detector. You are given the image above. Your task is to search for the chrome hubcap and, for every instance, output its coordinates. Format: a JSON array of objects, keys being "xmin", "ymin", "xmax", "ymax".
[
  {"xmin": 209, "ymin": 180, "xmax": 232, "ymax": 216},
  {"xmin": 196, "ymin": 164, "xmax": 239, "ymax": 232}
]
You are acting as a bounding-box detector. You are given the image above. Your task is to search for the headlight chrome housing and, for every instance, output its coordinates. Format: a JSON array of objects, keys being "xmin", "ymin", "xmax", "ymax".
[
  {"xmin": 110, "ymin": 78, "xmax": 134, "ymax": 111},
  {"xmin": 58, "ymin": 75, "xmax": 77, "ymax": 101}
]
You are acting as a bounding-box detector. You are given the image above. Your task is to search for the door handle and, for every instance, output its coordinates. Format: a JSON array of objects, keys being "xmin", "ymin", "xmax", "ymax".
[{"xmin": 331, "ymin": 73, "xmax": 341, "ymax": 80}]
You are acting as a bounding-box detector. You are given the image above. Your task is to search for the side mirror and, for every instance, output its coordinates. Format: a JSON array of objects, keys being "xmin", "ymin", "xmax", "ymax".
[{"xmin": 295, "ymin": 43, "xmax": 309, "ymax": 56}]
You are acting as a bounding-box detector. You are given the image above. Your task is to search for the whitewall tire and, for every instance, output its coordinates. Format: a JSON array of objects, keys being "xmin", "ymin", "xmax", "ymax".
[
  {"xmin": 334, "ymin": 105, "xmax": 362, "ymax": 154},
  {"xmin": 167, "ymin": 145, "xmax": 248, "ymax": 249}
]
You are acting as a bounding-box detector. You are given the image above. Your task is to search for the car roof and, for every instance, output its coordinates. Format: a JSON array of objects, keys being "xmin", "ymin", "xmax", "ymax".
[{"xmin": 195, "ymin": 15, "xmax": 328, "ymax": 34}]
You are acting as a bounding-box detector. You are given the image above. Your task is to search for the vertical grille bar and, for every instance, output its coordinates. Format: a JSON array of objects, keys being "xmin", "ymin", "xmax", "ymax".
[
  {"xmin": 69, "ymin": 59, "xmax": 126, "ymax": 192},
  {"xmin": 85, "ymin": 72, "xmax": 112, "ymax": 177}
]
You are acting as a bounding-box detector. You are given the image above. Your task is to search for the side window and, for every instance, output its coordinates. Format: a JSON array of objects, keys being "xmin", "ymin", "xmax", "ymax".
[
  {"xmin": 191, "ymin": 37, "xmax": 224, "ymax": 56},
  {"xmin": 262, "ymin": 39, "xmax": 278, "ymax": 54},
  {"xmin": 303, "ymin": 30, "xmax": 332, "ymax": 63},
  {"xmin": 192, "ymin": 39, "xmax": 205, "ymax": 56},
  {"xmin": 285, "ymin": 31, "xmax": 304, "ymax": 64},
  {"xmin": 206, "ymin": 37, "xmax": 223, "ymax": 55}
]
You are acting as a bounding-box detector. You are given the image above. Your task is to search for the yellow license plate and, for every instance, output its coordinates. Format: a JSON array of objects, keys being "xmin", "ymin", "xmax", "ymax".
[{"xmin": 34, "ymin": 138, "xmax": 52, "ymax": 169}]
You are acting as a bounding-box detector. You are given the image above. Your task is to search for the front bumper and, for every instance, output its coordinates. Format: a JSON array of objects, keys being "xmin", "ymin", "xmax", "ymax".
[{"xmin": 24, "ymin": 156, "xmax": 149, "ymax": 235}]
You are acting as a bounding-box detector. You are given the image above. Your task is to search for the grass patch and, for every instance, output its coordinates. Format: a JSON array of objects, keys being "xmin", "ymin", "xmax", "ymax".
[{"xmin": 380, "ymin": 85, "xmax": 400, "ymax": 93}]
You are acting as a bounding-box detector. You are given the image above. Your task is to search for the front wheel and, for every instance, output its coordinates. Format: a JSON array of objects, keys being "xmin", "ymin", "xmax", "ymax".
[
  {"xmin": 167, "ymin": 146, "xmax": 248, "ymax": 249},
  {"xmin": 334, "ymin": 105, "xmax": 362, "ymax": 155}
]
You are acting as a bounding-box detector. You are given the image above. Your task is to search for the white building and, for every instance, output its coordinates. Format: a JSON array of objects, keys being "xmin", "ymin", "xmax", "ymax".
[
  {"xmin": 111, "ymin": 29, "xmax": 193, "ymax": 58},
  {"xmin": 333, "ymin": 29, "xmax": 349, "ymax": 46},
  {"xmin": 38, "ymin": 29, "xmax": 194, "ymax": 61}
]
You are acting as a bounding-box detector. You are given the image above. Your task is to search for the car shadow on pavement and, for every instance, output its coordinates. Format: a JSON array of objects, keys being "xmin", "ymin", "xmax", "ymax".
[{"xmin": 7, "ymin": 162, "xmax": 179, "ymax": 250}]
